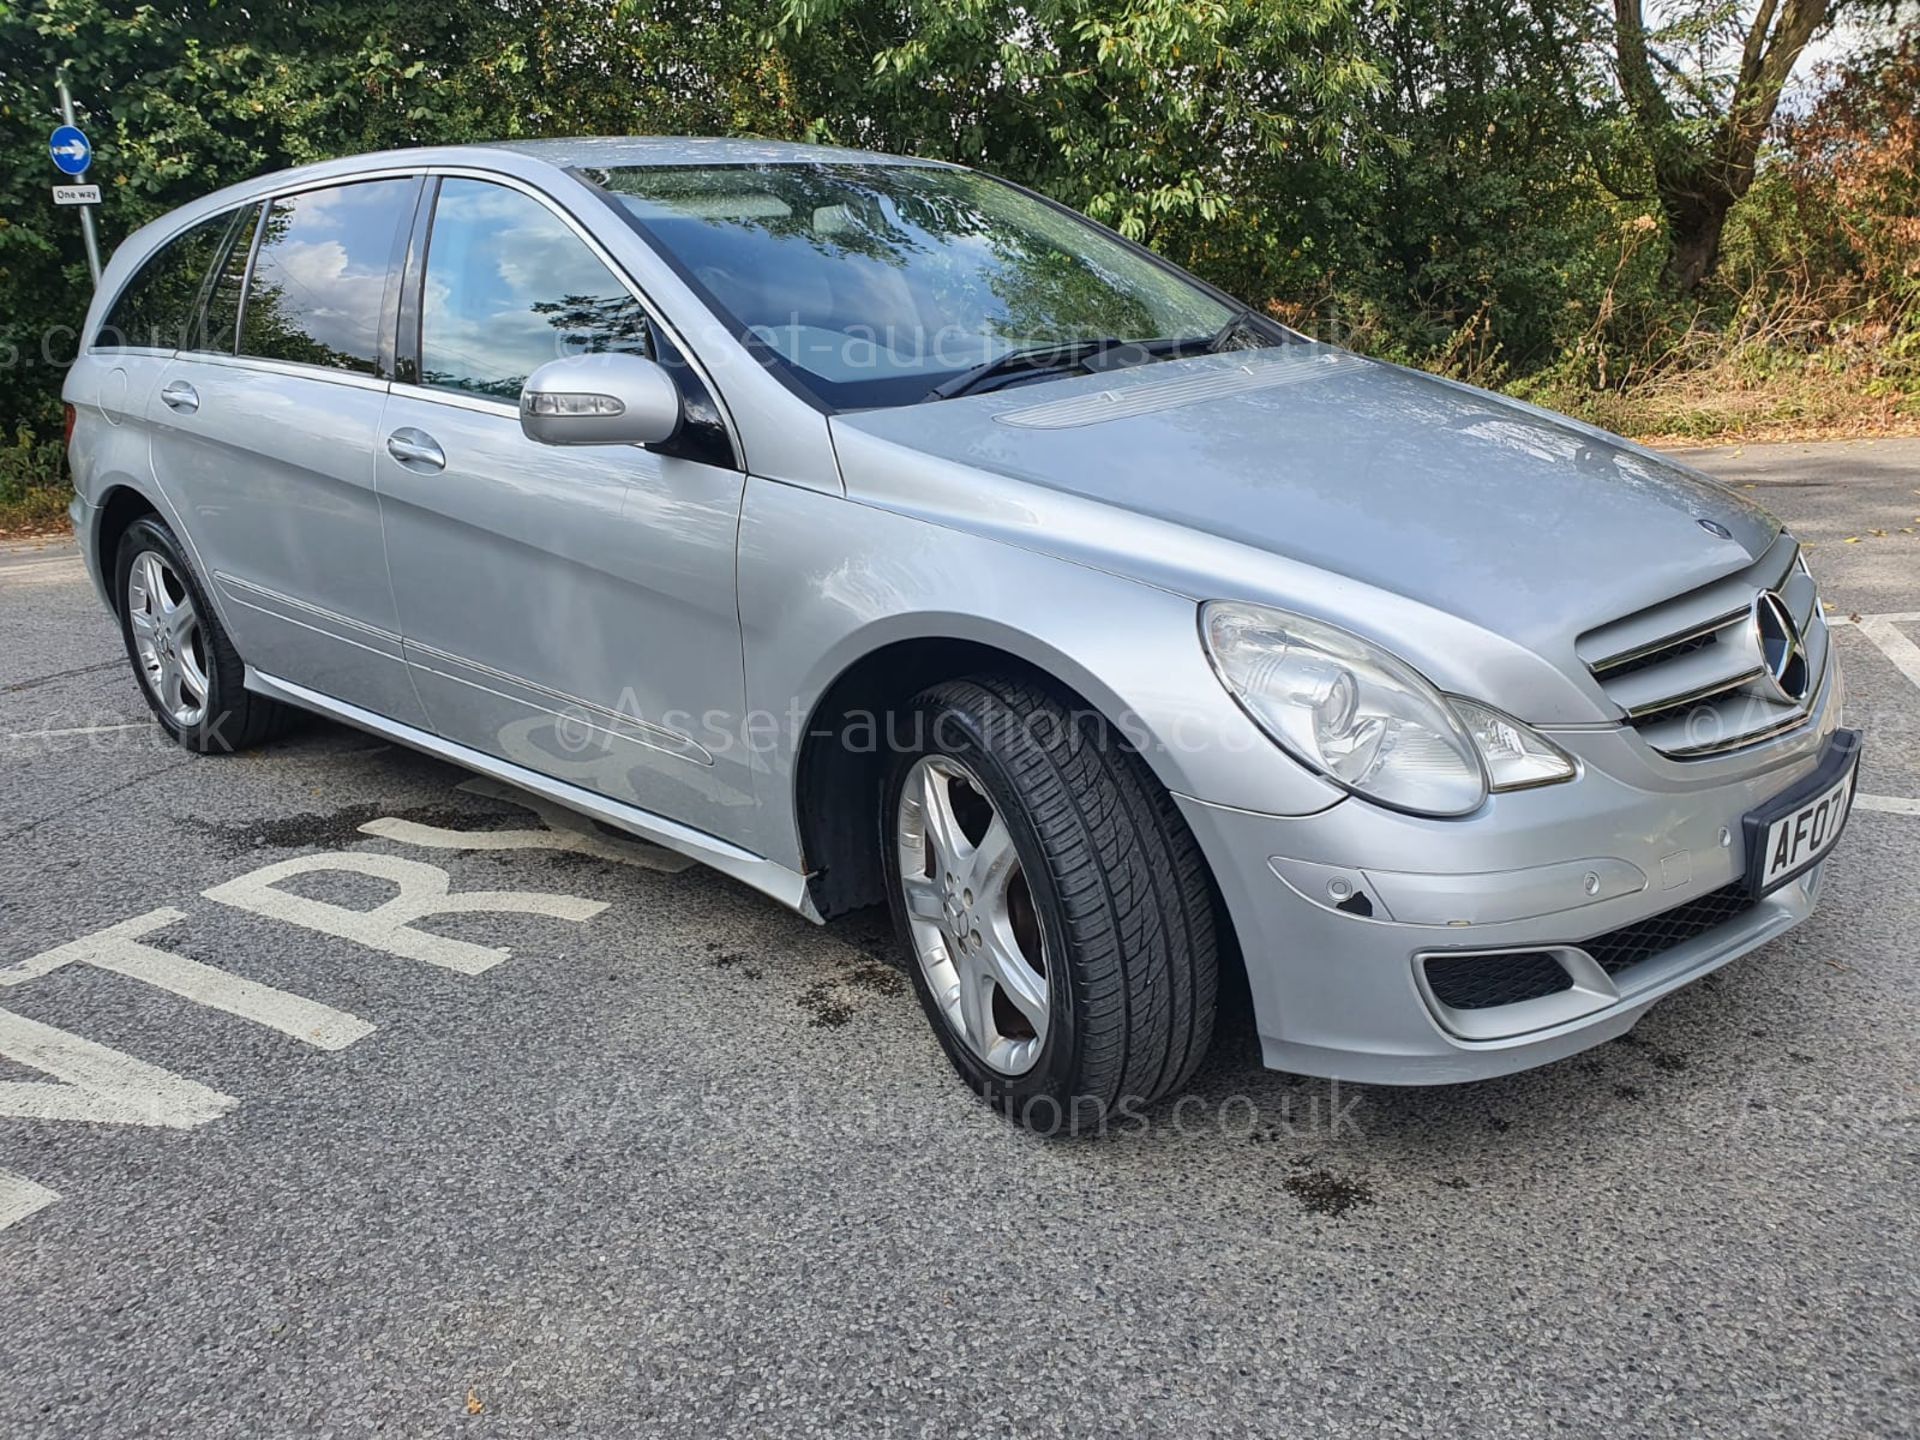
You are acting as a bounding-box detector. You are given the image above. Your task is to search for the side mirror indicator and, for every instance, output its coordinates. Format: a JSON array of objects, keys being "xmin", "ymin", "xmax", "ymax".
[
  {"xmin": 524, "ymin": 392, "xmax": 626, "ymax": 418},
  {"xmin": 519, "ymin": 353, "xmax": 681, "ymax": 446}
]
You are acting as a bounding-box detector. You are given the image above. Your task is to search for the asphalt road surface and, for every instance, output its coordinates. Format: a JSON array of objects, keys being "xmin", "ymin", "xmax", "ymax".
[{"xmin": 3, "ymin": 438, "xmax": 1917, "ymax": 1438}]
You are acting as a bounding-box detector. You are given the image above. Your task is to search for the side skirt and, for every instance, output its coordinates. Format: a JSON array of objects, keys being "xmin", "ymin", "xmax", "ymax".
[{"xmin": 244, "ymin": 667, "xmax": 823, "ymax": 922}]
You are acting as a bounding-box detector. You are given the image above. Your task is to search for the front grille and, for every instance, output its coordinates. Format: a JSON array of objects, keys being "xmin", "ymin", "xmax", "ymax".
[
  {"xmin": 1577, "ymin": 532, "xmax": 1827, "ymax": 759},
  {"xmin": 1578, "ymin": 881, "xmax": 1757, "ymax": 977},
  {"xmin": 1423, "ymin": 951, "xmax": 1573, "ymax": 1009},
  {"xmin": 1597, "ymin": 628, "xmax": 1716, "ymax": 681}
]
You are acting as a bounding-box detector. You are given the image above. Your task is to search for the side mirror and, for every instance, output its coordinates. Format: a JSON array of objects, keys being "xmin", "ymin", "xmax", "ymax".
[{"xmin": 519, "ymin": 353, "xmax": 682, "ymax": 447}]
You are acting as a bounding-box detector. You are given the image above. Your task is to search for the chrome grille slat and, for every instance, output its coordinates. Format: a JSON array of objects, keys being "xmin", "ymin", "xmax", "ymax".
[
  {"xmin": 1634, "ymin": 693, "xmax": 1805, "ymax": 757},
  {"xmin": 1578, "ymin": 530, "xmax": 1825, "ymax": 760},
  {"xmin": 1780, "ymin": 568, "xmax": 1817, "ymax": 631},
  {"xmin": 1589, "ymin": 607, "xmax": 1747, "ymax": 678},
  {"xmin": 1607, "ymin": 637, "xmax": 1767, "ymax": 718}
]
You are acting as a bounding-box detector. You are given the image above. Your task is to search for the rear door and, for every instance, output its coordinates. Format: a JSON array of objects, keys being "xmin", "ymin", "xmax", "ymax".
[
  {"xmin": 86, "ymin": 204, "xmax": 247, "ymax": 454},
  {"xmin": 145, "ymin": 174, "xmax": 427, "ymax": 725},
  {"xmin": 376, "ymin": 174, "xmax": 757, "ymax": 845}
]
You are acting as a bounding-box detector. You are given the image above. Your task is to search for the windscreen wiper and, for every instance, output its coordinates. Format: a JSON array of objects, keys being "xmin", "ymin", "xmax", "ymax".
[
  {"xmin": 1204, "ymin": 309, "xmax": 1257, "ymax": 352},
  {"xmin": 1194, "ymin": 308, "xmax": 1288, "ymax": 354},
  {"xmin": 926, "ymin": 319, "xmax": 1276, "ymax": 402},
  {"xmin": 1084, "ymin": 312, "xmax": 1278, "ymax": 369},
  {"xmin": 926, "ymin": 337, "xmax": 1127, "ymax": 401}
]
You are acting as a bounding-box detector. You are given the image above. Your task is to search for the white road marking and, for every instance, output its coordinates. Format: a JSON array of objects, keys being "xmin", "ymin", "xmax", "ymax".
[
  {"xmin": 361, "ymin": 776, "xmax": 692, "ymax": 873},
  {"xmin": 0, "ymin": 1169, "xmax": 59, "ymax": 1232},
  {"xmin": 4, "ymin": 722, "xmax": 149, "ymax": 740},
  {"xmin": 0, "ymin": 1006, "xmax": 237, "ymax": 1128},
  {"xmin": 202, "ymin": 851, "xmax": 609, "ymax": 975},
  {"xmin": 1827, "ymin": 611, "xmax": 1920, "ymax": 626},
  {"xmin": 1855, "ymin": 616, "xmax": 1920, "ymax": 693},
  {"xmin": 1856, "ymin": 793, "xmax": 1920, "ymax": 817},
  {"xmin": 0, "ymin": 909, "xmax": 373, "ymax": 1050}
]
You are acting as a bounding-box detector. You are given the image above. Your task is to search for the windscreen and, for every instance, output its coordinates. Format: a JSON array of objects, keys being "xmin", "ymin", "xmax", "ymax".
[{"xmin": 593, "ymin": 162, "xmax": 1234, "ymax": 409}]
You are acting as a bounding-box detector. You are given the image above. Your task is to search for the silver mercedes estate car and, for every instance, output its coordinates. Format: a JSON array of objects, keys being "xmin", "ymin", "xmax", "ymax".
[{"xmin": 64, "ymin": 138, "xmax": 1858, "ymax": 1125}]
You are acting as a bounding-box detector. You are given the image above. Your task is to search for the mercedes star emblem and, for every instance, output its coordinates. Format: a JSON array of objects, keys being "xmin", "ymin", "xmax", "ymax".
[{"xmin": 1751, "ymin": 590, "xmax": 1811, "ymax": 704}]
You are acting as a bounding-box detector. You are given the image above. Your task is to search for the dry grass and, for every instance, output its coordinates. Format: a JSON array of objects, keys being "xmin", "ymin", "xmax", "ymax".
[
  {"xmin": 0, "ymin": 489, "xmax": 73, "ymax": 540},
  {"xmin": 1520, "ymin": 297, "xmax": 1920, "ymax": 447},
  {"xmin": 1595, "ymin": 374, "xmax": 1920, "ymax": 446}
]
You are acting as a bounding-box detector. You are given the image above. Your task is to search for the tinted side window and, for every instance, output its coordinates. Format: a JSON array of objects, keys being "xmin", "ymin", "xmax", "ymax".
[
  {"xmin": 240, "ymin": 179, "xmax": 414, "ymax": 375},
  {"xmin": 97, "ymin": 210, "xmax": 236, "ymax": 351},
  {"xmin": 189, "ymin": 204, "xmax": 262, "ymax": 354},
  {"xmin": 420, "ymin": 178, "xmax": 650, "ymax": 401}
]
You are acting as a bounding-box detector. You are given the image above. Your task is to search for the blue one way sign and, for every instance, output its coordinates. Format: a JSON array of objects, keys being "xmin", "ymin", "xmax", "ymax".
[{"xmin": 49, "ymin": 125, "xmax": 91, "ymax": 175}]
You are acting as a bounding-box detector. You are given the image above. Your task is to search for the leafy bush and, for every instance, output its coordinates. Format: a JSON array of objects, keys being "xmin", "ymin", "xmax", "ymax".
[
  {"xmin": 0, "ymin": 425, "xmax": 70, "ymax": 533},
  {"xmin": 1, "ymin": 0, "xmax": 1913, "ymax": 484},
  {"xmin": 0, "ymin": 427, "xmax": 64, "ymax": 503}
]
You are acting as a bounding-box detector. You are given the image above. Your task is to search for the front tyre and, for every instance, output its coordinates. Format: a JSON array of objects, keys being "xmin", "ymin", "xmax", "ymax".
[
  {"xmin": 114, "ymin": 516, "xmax": 291, "ymax": 754},
  {"xmin": 883, "ymin": 677, "xmax": 1219, "ymax": 1132}
]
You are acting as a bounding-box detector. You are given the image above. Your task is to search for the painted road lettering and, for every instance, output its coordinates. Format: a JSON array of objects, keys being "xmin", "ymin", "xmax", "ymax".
[
  {"xmin": 203, "ymin": 851, "xmax": 610, "ymax": 974},
  {"xmin": 0, "ymin": 908, "xmax": 374, "ymax": 1051},
  {"xmin": 0, "ymin": 1006, "xmax": 237, "ymax": 1128},
  {"xmin": 0, "ymin": 1170, "xmax": 60, "ymax": 1230},
  {"xmin": 0, "ymin": 810, "xmax": 621, "ymax": 1231},
  {"xmin": 361, "ymin": 776, "xmax": 693, "ymax": 873}
]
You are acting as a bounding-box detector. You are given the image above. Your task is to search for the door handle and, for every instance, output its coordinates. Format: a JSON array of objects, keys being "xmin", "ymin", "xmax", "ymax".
[
  {"xmin": 386, "ymin": 428, "xmax": 446, "ymax": 473},
  {"xmin": 159, "ymin": 380, "xmax": 199, "ymax": 414}
]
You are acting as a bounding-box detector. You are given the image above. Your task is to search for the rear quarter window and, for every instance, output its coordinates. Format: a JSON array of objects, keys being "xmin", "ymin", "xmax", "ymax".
[{"xmin": 95, "ymin": 209, "xmax": 239, "ymax": 352}]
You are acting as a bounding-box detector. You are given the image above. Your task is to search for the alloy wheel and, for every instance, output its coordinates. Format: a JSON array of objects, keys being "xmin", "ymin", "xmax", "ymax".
[
  {"xmin": 126, "ymin": 550, "xmax": 209, "ymax": 729},
  {"xmin": 895, "ymin": 754, "xmax": 1050, "ymax": 1075}
]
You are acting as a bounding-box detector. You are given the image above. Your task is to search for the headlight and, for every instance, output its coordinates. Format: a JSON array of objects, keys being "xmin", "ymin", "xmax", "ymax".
[{"xmin": 1201, "ymin": 602, "xmax": 1574, "ymax": 816}]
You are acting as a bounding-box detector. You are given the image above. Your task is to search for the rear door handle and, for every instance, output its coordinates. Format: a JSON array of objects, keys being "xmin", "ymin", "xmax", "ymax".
[
  {"xmin": 159, "ymin": 380, "xmax": 199, "ymax": 414},
  {"xmin": 386, "ymin": 428, "xmax": 446, "ymax": 473}
]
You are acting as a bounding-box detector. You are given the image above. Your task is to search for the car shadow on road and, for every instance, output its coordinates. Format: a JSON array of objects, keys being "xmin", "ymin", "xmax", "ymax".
[{"xmin": 241, "ymin": 716, "xmax": 1773, "ymax": 1189}]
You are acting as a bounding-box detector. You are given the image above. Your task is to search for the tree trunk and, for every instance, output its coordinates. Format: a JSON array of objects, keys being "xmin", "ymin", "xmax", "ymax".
[
  {"xmin": 1656, "ymin": 173, "xmax": 1738, "ymax": 294},
  {"xmin": 1663, "ymin": 205, "xmax": 1730, "ymax": 294},
  {"xmin": 1612, "ymin": 0, "xmax": 1833, "ymax": 295}
]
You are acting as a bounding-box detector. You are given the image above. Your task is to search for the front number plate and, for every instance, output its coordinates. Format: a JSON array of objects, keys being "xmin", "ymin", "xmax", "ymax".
[{"xmin": 1743, "ymin": 729, "xmax": 1861, "ymax": 897}]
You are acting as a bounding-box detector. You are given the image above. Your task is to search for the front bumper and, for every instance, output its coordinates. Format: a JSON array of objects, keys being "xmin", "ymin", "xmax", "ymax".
[{"xmin": 1177, "ymin": 667, "xmax": 1849, "ymax": 1085}]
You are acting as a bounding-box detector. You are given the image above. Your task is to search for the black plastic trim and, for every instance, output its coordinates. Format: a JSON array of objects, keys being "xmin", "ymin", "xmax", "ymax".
[{"xmin": 1741, "ymin": 727, "xmax": 1862, "ymax": 897}]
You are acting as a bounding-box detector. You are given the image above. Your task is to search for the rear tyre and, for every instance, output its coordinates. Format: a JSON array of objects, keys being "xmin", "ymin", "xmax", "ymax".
[
  {"xmin": 114, "ymin": 516, "xmax": 292, "ymax": 754},
  {"xmin": 882, "ymin": 676, "xmax": 1219, "ymax": 1133}
]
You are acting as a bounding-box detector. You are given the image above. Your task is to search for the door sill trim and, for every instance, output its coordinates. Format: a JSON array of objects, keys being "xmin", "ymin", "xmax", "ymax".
[{"xmin": 244, "ymin": 667, "xmax": 822, "ymax": 922}]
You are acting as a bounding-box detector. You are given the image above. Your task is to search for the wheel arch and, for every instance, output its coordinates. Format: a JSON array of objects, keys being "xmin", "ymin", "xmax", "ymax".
[
  {"xmin": 792, "ymin": 623, "xmax": 1175, "ymax": 920},
  {"xmin": 94, "ymin": 483, "xmax": 164, "ymax": 604},
  {"xmin": 90, "ymin": 479, "xmax": 240, "ymax": 644}
]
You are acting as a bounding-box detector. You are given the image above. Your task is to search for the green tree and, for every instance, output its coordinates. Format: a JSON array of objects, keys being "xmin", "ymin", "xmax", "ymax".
[
  {"xmin": 774, "ymin": 0, "xmax": 1385, "ymax": 305},
  {"xmin": 1606, "ymin": 0, "xmax": 1839, "ymax": 292},
  {"xmin": 0, "ymin": 0, "xmax": 523, "ymax": 430},
  {"xmin": 1339, "ymin": 0, "xmax": 1610, "ymax": 367}
]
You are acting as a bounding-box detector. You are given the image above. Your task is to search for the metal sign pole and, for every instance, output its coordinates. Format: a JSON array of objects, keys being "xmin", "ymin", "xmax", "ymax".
[{"xmin": 55, "ymin": 71, "xmax": 102, "ymax": 286}]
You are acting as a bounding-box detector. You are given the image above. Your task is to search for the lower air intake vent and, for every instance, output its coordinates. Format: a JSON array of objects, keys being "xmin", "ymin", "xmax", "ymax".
[
  {"xmin": 1578, "ymin": 881, "xmax": 1757, "ymax": 976},
  {"xmin": 1423, "ymin": 951, "xmax": 1574, "ymax": 1010}
]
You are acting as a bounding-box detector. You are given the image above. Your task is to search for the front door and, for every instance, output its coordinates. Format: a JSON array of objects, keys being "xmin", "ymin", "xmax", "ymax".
[{"xmin": 375, "ymin": 176, "xmax": 757, "ymax": 848}]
